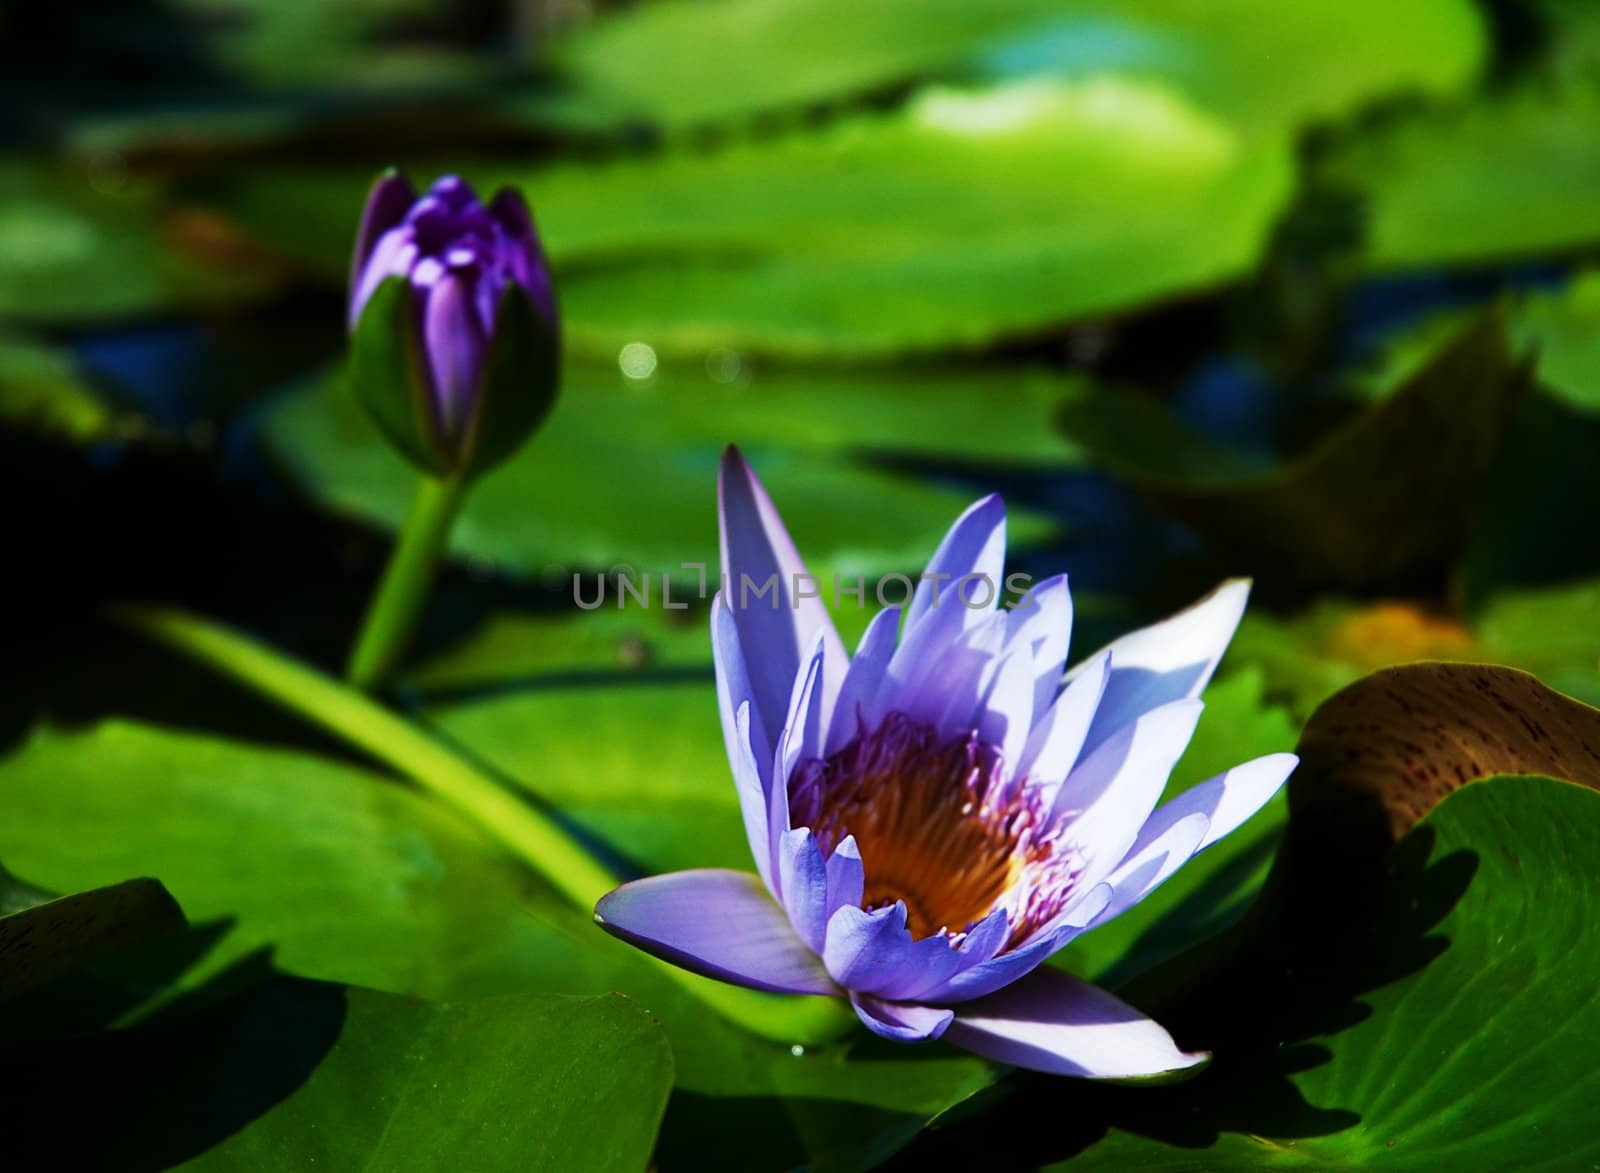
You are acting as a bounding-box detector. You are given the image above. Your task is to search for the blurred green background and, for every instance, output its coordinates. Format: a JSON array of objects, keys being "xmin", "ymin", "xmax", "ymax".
[{"xmin": 4, "ymin": 1, "xmax": 1600, "ymax": 1168}]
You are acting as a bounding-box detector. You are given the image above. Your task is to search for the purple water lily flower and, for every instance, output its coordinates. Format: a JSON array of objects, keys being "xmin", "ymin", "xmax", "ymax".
[
  {"xmin": 596, "ymin": 448, "xmax": 1296, "ymax": 1079},
  {"xmin": 347, "ymin": 172, "xmax": 558, "ymax": 476}
]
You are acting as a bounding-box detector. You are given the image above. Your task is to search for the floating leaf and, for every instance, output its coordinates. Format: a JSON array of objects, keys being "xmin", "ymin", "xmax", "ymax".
[
  {"xmin": 1058, "ymin": 310, "xmax": 1526, "ymax": 588},
  {"xmin": 1474, "ymin": 577, "xmax": 1600, "ymax": 705},
  {"xmin": 1318, "ymin": 83, "xmax": 1600, "ymax": 271},
  {"xmin": 909, "ymin": 665, "xmax": 1600, "ymax": 1166},
  {"xmin": 0, "ymin": 680, "xmax": 994, "ymax": 1169},
  {"xmin": 8, "ymin": 984, "xmax": 673, "ymax": 1173},
  {"xmin": 192, "ymin": 990, "xmax": 672, "ymax": 1171},
  {"xmin": 531, "ymin": 0, "xmax": 1484, "ymax": 135},
  {"xmin": 1290, "ymin": 661, "xmax": 1600, "ymax": 842},
  {"xmin": 0, "ymin": 333, "xmax": 126, "ymax": 443},
  {"xmin": 0, "ymin": 875, "xmax": 185, "ymax": 1001},
  {"xmin": 259, "ymin": 362, "xmax": 1062, "ymax": 580},
  {"xmin": 0, "ymin": 720, "xmax": 566, "ymax": 998},
  {"xmin": 0, "ymin": 160, "xmax": 270, "ymax": 324},
  {"xmin": 1516, "ymin": 269, "xmax": 1600, "ymax": 413},
  {"xmin": 1010, "ymin": 776, "xmax": 1600, "ymax": 1168},
  {"xmin": 201, "ymin": 76, "xmax": 1294, "ymax": 358}
]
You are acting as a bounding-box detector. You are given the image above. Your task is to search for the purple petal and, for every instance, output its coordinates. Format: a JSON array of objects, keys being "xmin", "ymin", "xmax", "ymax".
[
  {"xmin": 729, "ymin": 703, "xmax": 778, "ymax": 891},
  {"xmin": 905, "ymin": 494, "xmax": 1006, "ymax": 633},
  {"xmin": 775, "ymin": 632, "xmax": 829, "ymax": 793},
  {"xmin": 489, "ymin": 186, "xmax": 557, "ymax": 326},
  {"xmin": 712, "ymin": 598, "xmax": 777, "ymax": 888},
  {"xmin": 1004, "ymin": 573, "xmax": 1073, "ymax": 722},
  {"xmin": 945, "ymin": 967, "xmax": 1208, "ymax": 1080},
  {"xmin": 348, "ymin": 227, "xmax": 415, "ymax": 332},
  {"xmin": 767, "ymin": 636, "xmax": 825, "ymax": 890},
  {"xmin": 822, "ymin": 903, "xmax": 963, "ymax": 1001},
  {"xmin": 422, "ymin": 272, "xmax": 487, "ymax": 439},
  {"xmin": 718, "ymin": 447, "xmax": 847, "ymax": 744},
  {"xmin": 852, "ymin": 994, "xmax": 954, "ymax": 1042},
  {"xmin": 1094, "ymin": 810, "xmax": 1210, "ymax": 925},
  {"xmin": 1136, "ymin": 752, "xmax": 1297, "ymax": 857},
  {"xmin": 886, "ymin": 575, "xmax": 988, "ymax": 708},
  {"xmin": 712, "ymin": 593, "xmax": 774, "ymax": 776},
  {"xmin": 595, "ymin": 870, "xmax": 837, "ymax": 996},
  {"xmin": 975, "ymin": 647, "xmax": 1036, "ymax": 783},
  {"xmin": 825, "ymin": 835, "xmax": 864, "ymax": 921},
  {"xmin": 1050, "ymin": 699, "xmax": 1205, "ymax": 895},
  {"xmin": 1071, "ymin": 579, "xmax": 1250, "ymax": 760},
  {"xmin": 779, "ymin": 828, "xmax": 829, "ymax": 952},
  {"xmin": 914, "ymin": 611, "xmax": 1007, "ymax": 734},
  {"xmin": 1017, "ymin": 650, "xmax": 1111, "ymax": 793},
  {"xmin": 825, "ymin": 605, "xmax": 902, "ymax": 754},
  {"xmin": 350, "ymin": 171, "xmax": 417, "ymax": 311}
]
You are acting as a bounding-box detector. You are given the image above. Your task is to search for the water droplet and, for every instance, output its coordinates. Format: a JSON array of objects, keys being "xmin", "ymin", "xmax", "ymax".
[
  {"xmin": 619, "ymin": 341, "xmax": 658, "ymax": 381},
  {"xmin": 790, "ymin": 1044, "xmax": 805, "ymax": 1058}
]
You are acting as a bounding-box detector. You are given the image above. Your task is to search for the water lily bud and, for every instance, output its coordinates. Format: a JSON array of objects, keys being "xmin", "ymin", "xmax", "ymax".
[{"xmin": 347, "ymin": 171, "xmax": 559, "ymax": 479}]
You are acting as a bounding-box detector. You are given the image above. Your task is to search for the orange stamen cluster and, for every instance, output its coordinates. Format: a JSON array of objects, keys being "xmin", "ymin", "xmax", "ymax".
[{"xmin": 789, "ymin": 712, "xmax": 1055, "ymax": 940}]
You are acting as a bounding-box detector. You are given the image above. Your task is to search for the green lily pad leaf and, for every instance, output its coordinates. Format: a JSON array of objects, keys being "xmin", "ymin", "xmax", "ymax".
[
  {"xmin": 1516, "ymin": 269, "xmax": 1600, "ymax": 412},
  {"xmin": 0, "ymin": 650, "xmax": 996, "ymax": 1169},
  {"xmin": 534, "ymin": 78, "xmax": 1294, "ymax": 358},
  {"xmin": 0, "ymin": 874, "xmax": 185, "ymax": 1001},
  {"xmin": 1058, "ymin": 309, "xmax": 1527, "ymax": 588},
  {"xmin": 1264, "ymin": 775, "xmax": 1600, "ymax": 1166},
  {"xmin": 259, "ymin": 362, "xmax": 1061, "ymax": 580},
  {"xmin": 1291, "ymin": 661, "xmax": 1600, "ymax": 845},
  {"xmin": 412, "ymin": 604, "xmax": 752, "ymax": 877},
  {"xmin": 1052, "ymin": 669, "xmax": 1296, "ymax": 986},
  {"xmin": 1317, "ymin": 82, "xmax": 1600, "ymax": 272},
  {"xmin": 911, "ymin": 665, "xmax": 1600, "ymax": 1166},
  {"xmin": 1532, "ymin": 0, "xmax": 1600, "ymax": 83},
  {"xmin": 0, "ymin": 333, "xmax": 132, "ymax": 443},
  {"xmin": 199, "ymin": 75, "xmax": 1293, "ymax": 358},
  {"xmin": 1018, "ymin": 776, "xmax": 1600, "ymax": 1168},
  {"xmin": 0, "ymin": 719, "xmax": 573, "ymax": 1000},
  {"xmin": 7, "ymin": 984, "xmax": 673, "ymax": 1173},
  {"xmin": 193, "ymin": 990, "xmax": 673, "ymax": 1171},
  {"xmin": 530, "ymin": 0, "xmax": 1484, "ymax": 136},
  {"xmin": 1474, "ymin": 577, "xmax": 1600, "ymax": 706},
  {"xmin": 0, "ymin": 160, "xmax": 271, "ymax": 324}
]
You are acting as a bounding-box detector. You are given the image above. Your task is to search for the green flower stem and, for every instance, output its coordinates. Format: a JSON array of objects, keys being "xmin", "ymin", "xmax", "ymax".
[
  {"xmin": 346, "ymin": 473, "xmax": 466, "ymax": 692},
  {"xmin": 114, "ymin": 605, "xmax": 856, "ymax": 1045}
]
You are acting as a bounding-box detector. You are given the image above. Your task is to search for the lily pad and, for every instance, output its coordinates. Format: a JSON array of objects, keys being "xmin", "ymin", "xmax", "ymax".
[
  {"xmin": 0, "ymin": 160, "xmax": 270, "ymax": 324},
  {"xmin": 0, "ymin": 333, "xmax": 129, "ymax": 443},
  {"xmin": 1516, "ymin": 269, "xmax": 1600, "ymax": 412},
  {"xmin": 531, "ymin": 78, "xmax": 1294, "ymax": 358},
  {"xmin": 0, "ymin": 719, "xmax": 572, "ymax": 1000},
  {"xmin": 1057, "ymin": 310, "xmax": 1526, "ymax": 588},
  {"xmin": 0, "ymin": 673, "xmax": 997, "ymax": 1169},
  {"xmin": 1290, "ymin": 661, "xmax": 1600, "ymax": 842},
  {"xmin": 0, "ymin": 874, "xmax": 185, "ymax": 1001},
  {"xmin": 189, "ymin": 990, "xmax": 674, "ymax": 1171},
  {"xmin": 530, "ymin": 0, "xmax": 1484, "ymax": 136},
  {"xmin": 907, "ymin": 665, "xmax": 1600, "ymax": 1166},
  {"xmin": 259, "ymin": 362, "xmax": 1062, "ymax": 581},
  {"xmin": 200, "ymin": 74, "xmax": 1294, "ymax": 358},
  {"xmin": 1027, "ymin": 776, "xmax": 1600, "ymax": 1168},
  {"xmin": 7, "ymin": 984, "xmax": 674, "ymax": 1173},
  {"xmin": 1317, "ymin": 82, "xmax": 1600, "ymax": 272}
]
